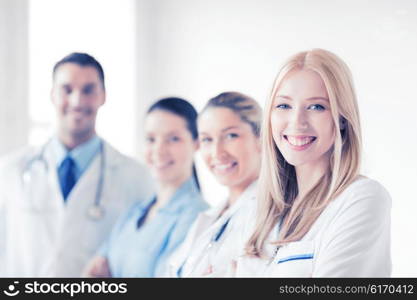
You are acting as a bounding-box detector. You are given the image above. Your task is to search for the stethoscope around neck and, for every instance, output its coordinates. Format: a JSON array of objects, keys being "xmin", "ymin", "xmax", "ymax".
[{"xmin": 20, "ymin": 139, "xmax": 106, "ymax": 221}]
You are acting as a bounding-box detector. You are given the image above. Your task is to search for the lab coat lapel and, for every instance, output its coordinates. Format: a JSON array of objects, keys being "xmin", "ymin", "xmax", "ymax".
[
  {"xmin": 64, "ymin": 142, "xmax": 119, "ymax": 215},
  {"xmin": 191, "ymin": 199, "xmax": 229, "ymax": 241},
  {"xmin": 97, "ymin": 142, "xmax": 120, "ymax": 208},
  {"xmin": 43, "ymin": 143, "xmax": 66, "ymax": 212},
  {"xmin": 169, "ymin": 210, "xmax": 216, "ymax": 272},
  {"xmin": 189, "ymin": 181, "xmax": 258, "ymax": 255},
  {"xmin": 64, "ymin": 154, "xmax": 100, "ymax": 213},
  {"xmin": 36, "ymin": 143, "xmax": 68, "ymax": 265},
  {"xmin": 51, "ymin": 143, "xmax": 114, "ymax": 258}
]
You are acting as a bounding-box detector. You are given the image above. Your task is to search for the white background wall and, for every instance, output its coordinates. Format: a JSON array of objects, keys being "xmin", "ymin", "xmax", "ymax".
[
  {"xmin": 28, "ymin": 0, "xmax": 138, "ymax": 157},
  {"xmin": 0, "ymin": 0, "xmax": 28, "ymax": 155},
  {"xmin": 0, "ymin": 0, "xmax": 416, "ymax": 276}
]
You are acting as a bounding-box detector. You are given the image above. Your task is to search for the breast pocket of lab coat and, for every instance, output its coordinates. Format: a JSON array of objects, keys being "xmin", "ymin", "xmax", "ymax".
[{"xmin": 268, "ymin": 241, "xmax": 315, "ymax": 278}]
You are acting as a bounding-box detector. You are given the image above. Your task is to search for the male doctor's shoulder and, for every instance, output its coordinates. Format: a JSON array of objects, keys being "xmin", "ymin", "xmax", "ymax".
[
  {"xmin": 102, "ymin": 141, "xmax": 155, "ymax": 203},
  {"xmin": 0, "ymin": 146, "xmax": 40, "ymax": 195},
  {"xmin": 0, "ymin": 146, "xmax": 39, "ymax": 172}
]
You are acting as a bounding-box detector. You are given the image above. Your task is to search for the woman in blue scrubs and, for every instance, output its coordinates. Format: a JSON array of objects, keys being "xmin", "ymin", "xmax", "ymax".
[{"xmin": 83, "ymin": 98, "xmax": 208, "ymax": 277}]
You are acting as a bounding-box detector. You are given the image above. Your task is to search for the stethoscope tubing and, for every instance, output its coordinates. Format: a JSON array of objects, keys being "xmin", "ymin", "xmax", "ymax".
[{"xmin": 20, "ymin": 139, "xmax": 106, "ymax": 220}]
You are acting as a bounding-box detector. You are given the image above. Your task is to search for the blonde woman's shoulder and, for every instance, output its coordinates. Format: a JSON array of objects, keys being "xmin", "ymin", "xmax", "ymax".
[
  {"xmin": 336, "ymin": 175, "xmax": 392, "ymax": 211},
  {"xmin": 312, "ymin": 175, "xmax": 392, "ymax": 277}
]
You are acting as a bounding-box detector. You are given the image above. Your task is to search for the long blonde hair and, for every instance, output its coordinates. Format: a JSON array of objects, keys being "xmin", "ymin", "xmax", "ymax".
[{"xmin": 246, "ymin": 49, "xmax": 362, "ymax": 257}]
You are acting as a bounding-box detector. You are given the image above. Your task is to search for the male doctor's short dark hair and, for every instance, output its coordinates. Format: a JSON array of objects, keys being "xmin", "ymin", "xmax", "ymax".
[{"xmin": 52, "ymin": 52, "xmax": 106, "ymax": 90}]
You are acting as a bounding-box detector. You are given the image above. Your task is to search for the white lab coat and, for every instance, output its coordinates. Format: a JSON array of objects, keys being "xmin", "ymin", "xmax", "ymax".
[
  {"xmin": 0, "ymin": 140, "xmax": 154, "ymax": 277},
  {"xmin": 235, "ymin": 177, "xmax": 392, "ymax": 277},
  {"xmin": 166, "ymin": 180, "xmax": 258, "ymax": 277}
]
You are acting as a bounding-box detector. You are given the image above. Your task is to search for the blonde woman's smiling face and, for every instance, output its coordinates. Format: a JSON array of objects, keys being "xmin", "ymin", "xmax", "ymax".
[{"xmin": 271, "ymin": 69, "xmax": 335, "ymax": 170}]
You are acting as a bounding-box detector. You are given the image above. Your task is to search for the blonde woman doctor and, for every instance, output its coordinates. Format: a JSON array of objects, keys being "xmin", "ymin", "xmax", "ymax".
[
  {"xmin": 166, "ymin": 92, "xmax": 262, "ymax": 277},
  {"xmin": 236, "ymin": 49, "xmax": 391, "ymax": 277}
]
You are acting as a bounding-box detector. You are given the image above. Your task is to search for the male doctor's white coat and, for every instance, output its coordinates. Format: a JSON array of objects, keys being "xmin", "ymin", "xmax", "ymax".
[{"xmin": 0, "ymin": 140, "xmax": 154, "ymax": 277}]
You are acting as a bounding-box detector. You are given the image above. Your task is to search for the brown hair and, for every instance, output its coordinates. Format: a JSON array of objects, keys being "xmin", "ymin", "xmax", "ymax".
[{"xmin": 202, "ymin": 92, "xmax": 262, "ymax": 137}]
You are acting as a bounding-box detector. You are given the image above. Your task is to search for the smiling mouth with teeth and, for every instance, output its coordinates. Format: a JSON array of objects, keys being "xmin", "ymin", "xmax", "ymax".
[
  {"xmin": 284, "ymin": 135, "xmax": 317, "ymax": 147},
  {"xmin": 213, "ymin": 161, "xmax": 238, "ymax": 173}
]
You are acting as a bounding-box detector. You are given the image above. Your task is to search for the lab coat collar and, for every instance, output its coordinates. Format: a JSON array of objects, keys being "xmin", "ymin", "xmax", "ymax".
[
  {"xmin": 203, "ymin": 179, "xmax": 258, "ymax": 219},
  {"xmin": 41, "ymin": 137, "xmax": 123, "ymax": 201},
  {"xmin": 50, "ymin": 135, "xmax": 102, "ymax": 178},
  {"xmin": 101, "ymin": 140, "xmax": 124, "ymax": 168},
  {"xmin": 68, "ymin": 136, "xmax": 101, "ymax": 172},
  {"xmin": 45, "ymin": 136, "xmax": 120, "ymax": 170},
  {"xmin": 40, "ymin": 137, "xmax": 121, "ymax": 206}
]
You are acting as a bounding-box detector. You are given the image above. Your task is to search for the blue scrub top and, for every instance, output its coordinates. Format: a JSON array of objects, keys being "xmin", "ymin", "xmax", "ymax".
[{"xmin": 98, "ymin": 176, "xmax": 208, "ymax": 277}]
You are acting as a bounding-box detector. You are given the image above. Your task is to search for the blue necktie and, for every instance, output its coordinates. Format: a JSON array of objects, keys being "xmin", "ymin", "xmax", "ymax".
[{"xmin": 58, "ymin": 156, "xmax": 76, "ymax": 201}]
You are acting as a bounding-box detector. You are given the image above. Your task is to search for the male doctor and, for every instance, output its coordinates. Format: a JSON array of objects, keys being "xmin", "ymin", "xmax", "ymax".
[{"xmin": 0, "ymin": 52, "xmax": 154, "ymax": 277}]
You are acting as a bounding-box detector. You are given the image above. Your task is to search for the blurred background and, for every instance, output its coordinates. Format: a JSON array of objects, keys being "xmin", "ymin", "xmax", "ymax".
[{"xmin": 0, "ymin": 0, "xmax": 416, "ymax": 276}]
